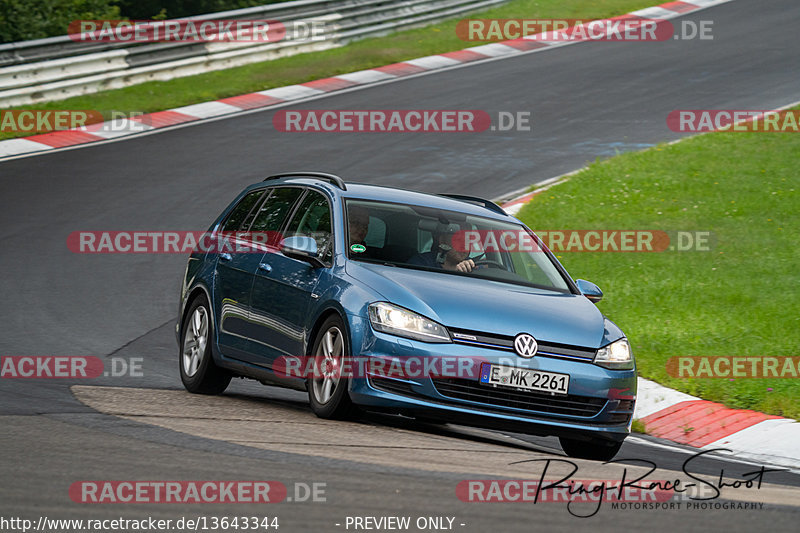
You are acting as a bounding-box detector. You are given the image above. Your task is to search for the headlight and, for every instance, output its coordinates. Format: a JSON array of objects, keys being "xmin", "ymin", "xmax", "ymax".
[
  {"xmin": 594, "ymin": 338, "xmax": 634, "ymax": 370},
  {"xmin": 368, "ymin": 302, "xmax": 451, "ymax": 343}
]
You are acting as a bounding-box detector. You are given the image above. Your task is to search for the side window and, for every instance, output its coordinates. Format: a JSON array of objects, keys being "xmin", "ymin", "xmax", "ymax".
[
  {"xmin": 364, "ymin": 216, "xmax": 386, "ymax": 248},
  {"xmin": 221, "ymin": 190, "xmax": 264, "ymax": 232},
  {"xmin": 285, "ymin": 190, "xmax": 333, "ymax": 264},
  {"xmin": 249, "ymin": 187, "xmax": 304, "ymax": 245},
  {"xmin": 418, "ymin": 228, "xmax": 433, "ymax": 254}
]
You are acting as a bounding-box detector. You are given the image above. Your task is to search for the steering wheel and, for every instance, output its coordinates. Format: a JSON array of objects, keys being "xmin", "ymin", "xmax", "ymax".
[{"xmin": 473, "ymin": 259, "xmax": 506, "ymax": 270}]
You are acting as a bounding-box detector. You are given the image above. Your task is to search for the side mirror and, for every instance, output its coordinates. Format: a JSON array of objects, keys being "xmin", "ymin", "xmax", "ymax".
[
  {"xmin": 281, "ymin": 236, "xmax": 324, "ymax": 268},
  {"xmin": 575, "ymin": 279, "xmax": 603, "ymax": 303}
]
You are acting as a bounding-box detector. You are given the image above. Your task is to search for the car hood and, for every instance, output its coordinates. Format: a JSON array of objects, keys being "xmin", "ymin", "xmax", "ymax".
[{"xmin": 346, "ymin": 262, "xmax": 616, "ymax": 348}]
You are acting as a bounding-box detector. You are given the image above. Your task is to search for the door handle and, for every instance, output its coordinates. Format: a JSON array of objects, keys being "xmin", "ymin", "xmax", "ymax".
[
  {"xmin": 258, "ymin": 263, "xmax": 272, "ymax": 273},
  {"xmin": 219, "ymin": 253, "xmax": 232, "ymax": 261}
]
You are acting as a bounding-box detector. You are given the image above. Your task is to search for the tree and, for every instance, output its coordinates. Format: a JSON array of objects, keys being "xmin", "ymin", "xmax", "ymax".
[{"xmin": 0, "ymin": 0, "xmax": 121, "ymax": 43}]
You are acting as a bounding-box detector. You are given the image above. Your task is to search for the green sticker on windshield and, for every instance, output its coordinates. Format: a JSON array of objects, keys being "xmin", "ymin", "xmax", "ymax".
[{"xmin": 350, "ymin": 244, "xmax": 366, "ymax": 253}]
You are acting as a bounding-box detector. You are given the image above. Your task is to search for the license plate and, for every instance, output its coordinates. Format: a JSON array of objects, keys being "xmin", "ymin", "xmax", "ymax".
[{"xmin": 480, "ymin": 363, "xmax": 569, "ymax": 395}]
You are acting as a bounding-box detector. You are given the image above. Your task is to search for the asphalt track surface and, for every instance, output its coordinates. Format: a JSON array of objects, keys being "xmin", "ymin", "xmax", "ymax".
[{"xmin": 1, "ymin": 0, "xmax": 799, "ymax": 530}]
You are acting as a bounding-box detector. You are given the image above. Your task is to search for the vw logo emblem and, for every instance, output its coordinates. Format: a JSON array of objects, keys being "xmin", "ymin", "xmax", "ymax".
[{"xmin": 514, "ymin": 333, "xmax": 538, "ymax": 358}]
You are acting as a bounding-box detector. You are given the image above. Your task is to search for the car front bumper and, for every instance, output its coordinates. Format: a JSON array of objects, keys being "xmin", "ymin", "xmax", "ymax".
[{"xmin": 345, "ymin": 315, "xmax": 636, "ymax": 443}]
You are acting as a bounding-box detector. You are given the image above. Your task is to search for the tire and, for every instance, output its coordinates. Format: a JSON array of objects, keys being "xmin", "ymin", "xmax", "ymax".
[
  {"xmin": 179, "ymin": 294, "xmax": 231, "ymax": 395},
  {"xmin": 307, "ymin": 315, "xmax": 353, "ymax": 419},
  {"xmin": 559, "ymin": 435, "xmax": 624, "ymax": 462}
]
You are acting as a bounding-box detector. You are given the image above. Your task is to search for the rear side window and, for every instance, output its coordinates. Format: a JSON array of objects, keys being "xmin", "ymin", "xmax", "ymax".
[
  {"xmin": 221, "ymin": 189, "xmax": 264, "ymax": 232},
  {"xmin": 285, "ymin": 190, "xmax": 333, "ymax": 264},
  {"xmin": 249, "ymin": 188, "xmax": 304, "ymax": 242}
]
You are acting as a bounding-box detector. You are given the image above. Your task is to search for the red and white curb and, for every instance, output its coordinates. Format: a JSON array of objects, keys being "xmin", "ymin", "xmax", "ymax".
[
  {"xmin": 635, "ymin": 378, "xmax": 800, "ymax": 470},
  {"xmin": 0, "ymin": 0, "xmax": 734, "ymax": 160},
  {"xmin": 499, "ymin": 173, "xmax": 576, "ymax": 216}
]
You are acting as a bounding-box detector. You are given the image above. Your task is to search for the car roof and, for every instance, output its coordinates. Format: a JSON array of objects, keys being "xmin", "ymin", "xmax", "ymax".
[{"xmin": 244, "ymin": 177, "xmax": 513, "ymax": 222}]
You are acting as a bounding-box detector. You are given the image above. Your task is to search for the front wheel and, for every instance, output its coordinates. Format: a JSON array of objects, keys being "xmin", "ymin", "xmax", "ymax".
[
  {"xmin": 559, "ymin": 435, "xmax": 624, "ymax": 461},
  {"xmin": 179, "ymin": 295, "xmax": 231, "ymax": 394},
  {"xmin": 308, "ymin": 316, "xmax": 353, "ymax": 419}
]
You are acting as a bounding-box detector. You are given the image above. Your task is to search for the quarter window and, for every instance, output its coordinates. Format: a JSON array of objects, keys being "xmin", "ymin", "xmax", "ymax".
[{"xmin": 221, "ymin": 189, "xmax": 264, "ymax": 232}]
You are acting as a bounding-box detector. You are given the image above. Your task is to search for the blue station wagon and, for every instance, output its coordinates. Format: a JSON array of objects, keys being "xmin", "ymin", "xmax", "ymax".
[{"xmin": 177, "ymin": 172, "xmax": 636, "ymax": 460}]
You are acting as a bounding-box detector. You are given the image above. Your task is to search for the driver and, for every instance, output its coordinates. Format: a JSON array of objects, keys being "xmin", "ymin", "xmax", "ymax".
[{"xmin": 408, "ymin": 222, "xmax": 476, "ymax": 272}]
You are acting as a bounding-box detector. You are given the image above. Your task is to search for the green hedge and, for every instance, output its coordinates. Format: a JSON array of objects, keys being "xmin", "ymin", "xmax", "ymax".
[
  {"xmin": 0, "ymin": 0, "xmax": 120, "ymax": 42},
  {"xmin": 114, "ymin": 1, "xmax": 294, "ymax": 20},
  {"xmin": 0, "ymin": 0, "xmax": 296, "ymax": 43}
]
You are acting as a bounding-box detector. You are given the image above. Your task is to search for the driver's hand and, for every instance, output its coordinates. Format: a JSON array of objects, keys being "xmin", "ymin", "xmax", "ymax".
[{"xmin": 455, "ymin": 259, "xmax": 475, "ymax": 273}]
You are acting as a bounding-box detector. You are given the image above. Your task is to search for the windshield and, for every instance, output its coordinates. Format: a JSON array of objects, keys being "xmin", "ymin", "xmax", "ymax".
[{"xmin": 345, "ymin": 199, "xmax": 572, "ymax": 293}]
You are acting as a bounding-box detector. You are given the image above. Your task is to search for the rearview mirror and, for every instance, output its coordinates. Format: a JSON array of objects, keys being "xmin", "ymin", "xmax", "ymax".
[
  {"xmin": 281, "ymin": 236, "xmax": 323, "ymax": 268},
  {"xmin": 575, "ymin": 279, "xmax": 603, "ymax": 303}
]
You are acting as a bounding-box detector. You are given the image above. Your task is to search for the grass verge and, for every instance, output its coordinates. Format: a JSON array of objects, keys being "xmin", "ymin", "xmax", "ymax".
[
  {"xmin": 631, "ymin": 419, "xmax": 648, "ymax": 434},
  {"xmin": 0, "ymin": 0, "xmax": 654, "ymax": 141},
  {"xmin": 517, "ymin": 112, "xmax": 800, "ymax": 419}
]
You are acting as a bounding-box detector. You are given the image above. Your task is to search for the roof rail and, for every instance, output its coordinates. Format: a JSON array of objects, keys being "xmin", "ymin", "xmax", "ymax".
[
  {"xmin": 263, "ymin": 171, "xmax": 347, "ymax": 191},
  {"xmin": 438, "ymin": 194, "xmax": 507, "ymax": 216}
]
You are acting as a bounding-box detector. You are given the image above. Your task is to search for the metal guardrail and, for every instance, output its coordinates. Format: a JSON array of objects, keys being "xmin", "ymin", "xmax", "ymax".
[{"xmin": 0, "ymin": 0, "xmax": 509, "ymax": 107}]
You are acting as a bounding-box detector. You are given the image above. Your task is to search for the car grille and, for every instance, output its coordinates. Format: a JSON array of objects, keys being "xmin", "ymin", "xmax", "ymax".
[
  {"xmin": 608, "ymin": 399, "xmax": 635, "ymax": 424},
  {"xmin": 432, "ymin": 377, "xmax": 606, "ymax": 418},
  {"xmin": 448, "ymin": 328, "xmax": 597, "ymax": 362}
]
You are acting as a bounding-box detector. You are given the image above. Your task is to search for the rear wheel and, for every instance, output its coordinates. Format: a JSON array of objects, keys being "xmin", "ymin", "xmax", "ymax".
[
  {"xmin": 179, "ymin": 294, "xmax": 231, "ymax": 394},
  {"xmin": 308, "ymin": 316, "xmax": 353, "ymax": 419},
  {"xmin": 559, "ymin": 435, "xmax": 624, "ymax": 461}
]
